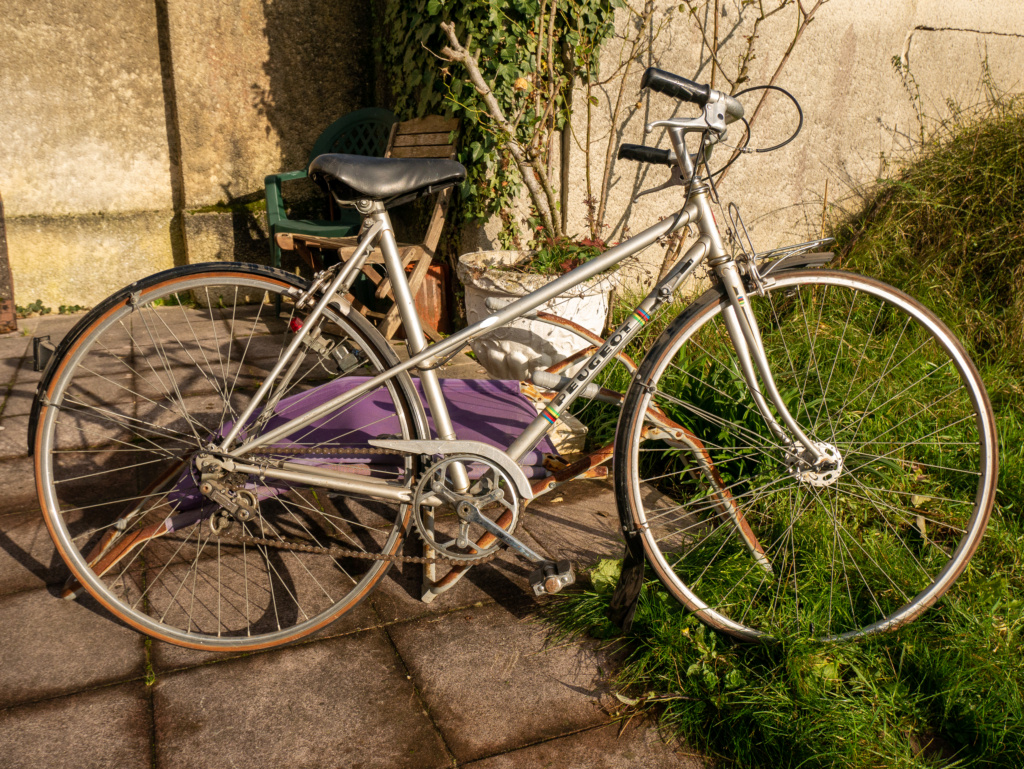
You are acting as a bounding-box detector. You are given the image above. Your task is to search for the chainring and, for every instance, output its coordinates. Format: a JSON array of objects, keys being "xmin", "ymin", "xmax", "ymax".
[{"xmin": 411, "ymin": 454, "xmax": 520, "ymax": 563}]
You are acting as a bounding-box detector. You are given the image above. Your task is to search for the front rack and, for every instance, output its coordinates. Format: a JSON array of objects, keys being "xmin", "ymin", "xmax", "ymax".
[{"xmin": 727, "ymin": 201, "xmax": 834, "ymax": 272}]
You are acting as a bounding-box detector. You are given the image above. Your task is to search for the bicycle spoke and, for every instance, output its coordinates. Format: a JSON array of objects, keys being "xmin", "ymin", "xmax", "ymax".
[{"xmin": 38, "ymin": 266, "xmax": 420, "ymax": 648}]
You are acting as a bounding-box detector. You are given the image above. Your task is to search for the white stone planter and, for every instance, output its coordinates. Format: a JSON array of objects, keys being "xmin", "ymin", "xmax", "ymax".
[{"xmin": 457, "ymin": 250, "xmax": 615, "ymax": 381}]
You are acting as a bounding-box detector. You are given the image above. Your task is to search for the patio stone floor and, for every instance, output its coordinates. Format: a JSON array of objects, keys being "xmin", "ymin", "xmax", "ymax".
[{"xmin": 0, "ymin": 312, "xmax": 704, "ymax": 768}]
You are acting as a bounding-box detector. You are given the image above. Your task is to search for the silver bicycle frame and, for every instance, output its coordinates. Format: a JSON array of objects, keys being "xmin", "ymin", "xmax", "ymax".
[{"xmin": 213, "ymin": 125, "xmax": 827, "ymax": 502}]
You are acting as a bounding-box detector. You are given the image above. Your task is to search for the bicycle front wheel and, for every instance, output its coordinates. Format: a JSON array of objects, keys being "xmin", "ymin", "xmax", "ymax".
[
  {"xmin": 615, "ymin": 269, "xmax": 997, "ymax": 641},
  {"xmin": 34, "ymin": 262, "xmax": 425, "ymax": 650}
]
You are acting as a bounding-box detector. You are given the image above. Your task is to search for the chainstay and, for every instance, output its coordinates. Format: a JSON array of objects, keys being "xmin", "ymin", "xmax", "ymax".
[{"xmin": 221, "ymin": 446, "xmax": 503, "ymax": 566}]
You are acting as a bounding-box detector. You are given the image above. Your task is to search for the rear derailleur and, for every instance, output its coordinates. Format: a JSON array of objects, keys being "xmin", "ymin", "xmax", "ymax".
[{"xmin": 196, "ymin": 460, "xmax": 258, "ymax": 534}]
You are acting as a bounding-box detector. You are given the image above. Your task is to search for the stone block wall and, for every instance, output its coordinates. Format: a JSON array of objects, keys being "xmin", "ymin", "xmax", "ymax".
[
  {"xmin": 0, "ymin": 0, "xmax": 374, "ymax": 310},
  {"xmin": 0, "ymin": 1, "xmax": 176, "ymax": 308}
]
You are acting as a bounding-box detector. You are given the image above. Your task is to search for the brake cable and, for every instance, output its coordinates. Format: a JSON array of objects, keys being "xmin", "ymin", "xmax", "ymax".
[{"xmin": 731, "ymin": 84, "xmax": 804, "ymax": 153}]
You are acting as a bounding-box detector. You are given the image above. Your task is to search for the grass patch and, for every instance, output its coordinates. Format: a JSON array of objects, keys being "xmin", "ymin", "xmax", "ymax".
[{"xmin": 547, "ymin": 97, "xmax": 1024, "ymax": 766}]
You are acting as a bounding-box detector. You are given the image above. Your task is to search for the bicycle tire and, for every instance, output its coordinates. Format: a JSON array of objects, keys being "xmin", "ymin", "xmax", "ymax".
[
  {"xmin": 614, "ymin": 269, "xmax": 998, "ymax": 642},
  {"xmin": 34, "ymin": 262, "xmax": 427, "ymax": 650}
]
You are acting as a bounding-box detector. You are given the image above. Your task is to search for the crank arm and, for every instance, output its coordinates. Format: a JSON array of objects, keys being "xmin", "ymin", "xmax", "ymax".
[{"xmin": 461, "ymin": 506, "xmax": 550, "ymax": 565}]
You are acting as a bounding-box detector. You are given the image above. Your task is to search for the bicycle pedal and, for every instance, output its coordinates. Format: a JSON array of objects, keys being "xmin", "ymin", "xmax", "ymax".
[{"xmin": 529, "ymin": 559, "xmax": 575, "ymax": 596}]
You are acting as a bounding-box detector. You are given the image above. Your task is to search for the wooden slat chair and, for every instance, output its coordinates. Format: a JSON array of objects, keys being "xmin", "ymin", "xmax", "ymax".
[{"xmin": 274, "ymin": 115, "xmax": 460, "ymax": 341}]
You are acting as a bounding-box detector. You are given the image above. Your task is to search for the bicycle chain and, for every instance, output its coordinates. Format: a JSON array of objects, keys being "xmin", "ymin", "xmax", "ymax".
[
  {"xmin": 222, "ymin": 532, "xmax": 504, "ymax": 567},
  {"xmin": 212, "ymin": 445, "xmax": 506, "ymax": 567}
]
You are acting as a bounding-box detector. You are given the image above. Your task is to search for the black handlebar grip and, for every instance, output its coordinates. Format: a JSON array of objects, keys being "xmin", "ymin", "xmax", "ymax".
[
  {"xmin": 617, "ymin": 144, "xmax": 674, "ymax": 166},
  {"xmin": 641, "ymin": 67, "xmax": 711, "ymax": 106}
]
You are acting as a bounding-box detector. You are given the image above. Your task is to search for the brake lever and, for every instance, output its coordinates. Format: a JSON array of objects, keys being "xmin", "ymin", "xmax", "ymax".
[
  {"xmin": 633, "ymin": 165, "xmax": 686, "ymax": 202},
  {"xmin": 646, "ymin": 93, "xmax": 731, "ymax": 137}
]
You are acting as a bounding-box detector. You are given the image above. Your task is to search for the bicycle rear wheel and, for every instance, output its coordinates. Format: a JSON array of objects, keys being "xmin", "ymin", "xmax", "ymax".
[
  {"xmin": 615, "ymin": 269, "xmax": 997, "ymax": 641},
  {"xmin": 34, "ymin": 262, "xmax": 425, "ymax": 650}
]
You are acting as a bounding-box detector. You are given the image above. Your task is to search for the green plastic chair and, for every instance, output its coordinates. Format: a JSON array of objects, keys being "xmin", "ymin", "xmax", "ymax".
[{"xmin": 264, "ymin": 107, "xmax": 397, "ymax": 269}]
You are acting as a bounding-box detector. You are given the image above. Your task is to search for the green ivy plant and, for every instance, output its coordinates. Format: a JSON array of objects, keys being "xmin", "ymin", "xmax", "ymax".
[{"xmin": 379, "ymin": 0, "xmax": 619, "ymax": 248}]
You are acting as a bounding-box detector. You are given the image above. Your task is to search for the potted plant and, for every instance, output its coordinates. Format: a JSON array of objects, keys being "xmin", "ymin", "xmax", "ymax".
[
  {"xmin": 440, "ymin": 22, "xmax": 623, "ymax": 379},
  {"xmin": 458, "ymin": 236, "xmax": 615, "ymax": 380}
]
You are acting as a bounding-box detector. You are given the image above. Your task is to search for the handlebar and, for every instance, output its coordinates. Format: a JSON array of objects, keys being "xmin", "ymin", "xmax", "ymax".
[
  {"xmin": 619, "ymin": 68, "xmax": 748, "ymax": 168},
  {"xmin": 641, "ymin": 67, "xmax": 744, "ymax": 124},
  {"xmin": 641, "ymin": 68, "xmax": 710, "ymax": 107},
  {"xmin": 617, "ymin": 144, "xmax": 675, "ymax": 166}
]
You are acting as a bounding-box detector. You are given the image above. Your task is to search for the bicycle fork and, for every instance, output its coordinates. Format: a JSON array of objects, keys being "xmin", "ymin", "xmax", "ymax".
[{"xmin": 713, "ymin": 258, "xmax": 830, "ymax": 468}]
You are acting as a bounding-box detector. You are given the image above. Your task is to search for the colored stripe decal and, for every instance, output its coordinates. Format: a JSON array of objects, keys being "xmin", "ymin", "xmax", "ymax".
[
  {"xmin": 632, "ymin": 307, "xmax": 651, "ymax": 325},
  {"xmin": 541, "ymin": 405, "xmax": 560, "ymax": 424}
]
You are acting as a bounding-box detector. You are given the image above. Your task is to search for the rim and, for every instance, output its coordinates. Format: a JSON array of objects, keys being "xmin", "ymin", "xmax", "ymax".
[{"xmin": 36, "ymin": 269, "xmax": 420, "ymax": 649}]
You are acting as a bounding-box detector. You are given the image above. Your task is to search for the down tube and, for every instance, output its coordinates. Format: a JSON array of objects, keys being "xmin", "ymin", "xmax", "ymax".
[{"xmin": 506, "ymin": 235, "xmax": 711, "ymax": 463}]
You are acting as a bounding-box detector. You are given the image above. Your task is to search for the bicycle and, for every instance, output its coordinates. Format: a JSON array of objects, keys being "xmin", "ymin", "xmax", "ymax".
[{"xmin": 30, "ymin": 67, "xmax": 997, "ymax": 650}]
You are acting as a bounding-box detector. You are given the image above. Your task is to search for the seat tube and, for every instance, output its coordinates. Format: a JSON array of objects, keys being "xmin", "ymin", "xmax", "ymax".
[{"xmin": 370, "ymin": 207, "xmax": 471, "ymax": 492}]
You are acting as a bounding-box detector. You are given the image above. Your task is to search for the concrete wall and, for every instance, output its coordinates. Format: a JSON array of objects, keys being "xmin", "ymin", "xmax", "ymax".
[
  {"xmin": 546, "ymin": 0, "xmax": 1024, "ymax": 288},
  {"xmin": 0, "ymin": 1, "xmax": 176, "ymax": 308},
  {"xmin": 0, "ymin": 0, "xmax": 374, "ymax": 310},
  {"xmin": 1, "ymin": 0, "xmax": 1021, "ymax": 308}
]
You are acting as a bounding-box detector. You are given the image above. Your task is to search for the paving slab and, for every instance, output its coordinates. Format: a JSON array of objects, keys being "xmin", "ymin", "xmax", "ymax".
[
  {"xmin": 133, "ymin": 365, "xmax": 230, "ymax": 399},
  {"xmin": 0, "ymin": 415, "xmax": 31, "ymax": 460},
  {"xmin": 0, "ymin": 511, "xmax": 63, "ymax": 596},
  {"xmin": 465, "ymin": 721, "xmax": 705, "ymax": 768},
  {"xmin": 153, "ymin": 628, "xmax": 449, "ymax": 769},
  {"xmin": 6, "ymin": 356, "xmax": 42, "ymax": 397},
  {"xmin": 137, "ymin": 392, "xmax": 246, "ymax": 436},
  {"xmin": 0, "ymin": 588, "xmax": 145, "ymax": 708},
  {"xmin": 149, "ymin": 588, "xmax": 383, "ymax": 673},
  {"xmin": 388, "ymin": 601, "xmax": 616, "ymax": 763},
  {"xmin": 141, "ymin": 305, "xmax": 232, "ymax": 342},
  {"xmin": 0, "ymin": 337, "xmax": 29, "ymax": 392},
  {"xmin": 15, "ymin": 315, "xmax": 87, "ymax": 340},
  {"xmin": 226, "ymin": 331, "xmax": 290, "ymax": 363},
  {"xmin": 73, "ymin": 490, "xmax": 392, "ymax": 672},
  {"xmin": 0, "ymin": 682, "xmax": 151, "ymax": 769},
  {"xmin": 0, "ymin": 333, "xmax": 31, "ymax": 362},
  {"xmin": 370, "ymin": 526, "xmax": 551, "ymax": 625},
  {"xmin": 12, "ymin": 341, "xmax": 135, "ymax": 393},
  {"xmin": 0, "ymin": 456, "xmax": 40, "ymax": 515},
  {"xmin": 2, "ymin": 376, "xmax": 39, "ymax": 419},
  {"xmin": 9, "ymin": 371, "xmax": 134, "ymax": 421},
  {"xmin": 522, "ymin": 478, "xmax": 624, "ymax": 567}
]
